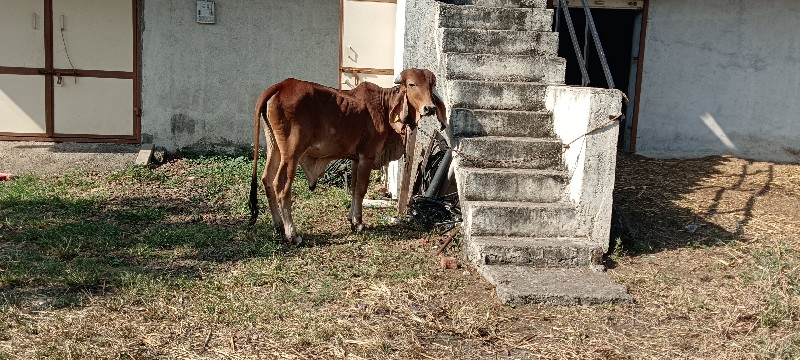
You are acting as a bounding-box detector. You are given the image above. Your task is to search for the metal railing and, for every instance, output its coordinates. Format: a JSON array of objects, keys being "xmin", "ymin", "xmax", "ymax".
[{"xmin": 553, "ymin": 0, "xmax": 615, "ymax": 88}]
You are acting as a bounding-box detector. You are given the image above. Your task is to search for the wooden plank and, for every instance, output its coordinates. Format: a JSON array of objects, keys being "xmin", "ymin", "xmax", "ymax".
[{"xmin": 397, "ymin": 117, "xmax": 440, "ymax": 213}]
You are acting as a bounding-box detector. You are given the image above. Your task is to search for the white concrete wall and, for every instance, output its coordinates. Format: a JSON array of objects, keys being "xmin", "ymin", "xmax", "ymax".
[
  {"xmin": 547, "ymin": 86, "xmax": 622, "ymax": 252},
  {"xmin": 636, "ymin": 0, "xmax": 800, "ymax": 163},
  {"xmin": 140, "ymin": 0, "xmax": 339, "ymax": 150}
]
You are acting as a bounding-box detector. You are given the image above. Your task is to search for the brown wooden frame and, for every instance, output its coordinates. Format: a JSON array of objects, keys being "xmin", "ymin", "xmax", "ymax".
[
  {"xmin": 0, "ymin": 0, "xmax": 141, "ymax": 144},
  {"xmin": 628, "ymin": 0, "xmax": 649, "ymax": 152}
]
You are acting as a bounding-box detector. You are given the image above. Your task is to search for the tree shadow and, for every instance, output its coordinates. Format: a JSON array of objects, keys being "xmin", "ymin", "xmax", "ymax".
[{"xmin": 610, "ymin": 152, "xmax": 775, "ymax": 259}]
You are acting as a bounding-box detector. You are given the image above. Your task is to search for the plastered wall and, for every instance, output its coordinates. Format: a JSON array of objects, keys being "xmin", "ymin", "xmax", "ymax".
[
  {"xmin": 636, "ymin": 0, "xmax": 800, "ymax": 162},
  {"xmin": 140, "ymin": 0, "xmax": 339, "ymax": 150}
]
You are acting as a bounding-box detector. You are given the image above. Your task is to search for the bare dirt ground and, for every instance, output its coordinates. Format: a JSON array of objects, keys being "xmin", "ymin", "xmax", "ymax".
[
  {"xmin": 0, "ymin": 148, "xmax": 798, "ymax": 359},
  {"xmin": 0, "ymin": 141, "xmax": 139, "ymax": 176}
]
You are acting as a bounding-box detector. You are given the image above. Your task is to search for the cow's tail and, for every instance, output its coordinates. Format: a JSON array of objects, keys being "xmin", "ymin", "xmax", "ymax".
[{"xmin": 249, "ymin": 85, "xmax": 280, "ymax": 226}]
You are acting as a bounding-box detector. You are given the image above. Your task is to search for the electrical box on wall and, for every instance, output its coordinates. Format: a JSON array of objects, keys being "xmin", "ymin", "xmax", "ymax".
[{"xmin": 196, "ymin": 1, "xmax": 215, "ymax": 24}]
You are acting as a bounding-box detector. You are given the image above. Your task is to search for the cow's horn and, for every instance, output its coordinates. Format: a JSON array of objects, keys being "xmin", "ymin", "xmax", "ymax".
[{"xmin": 393, "ymin": 74, "xmax": 402, "ymax": 84}]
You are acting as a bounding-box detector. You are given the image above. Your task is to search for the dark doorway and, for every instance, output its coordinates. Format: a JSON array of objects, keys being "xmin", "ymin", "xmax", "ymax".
[{"xmin": 554, "ymin": 7, "xmax": 643, "ymax": 151}]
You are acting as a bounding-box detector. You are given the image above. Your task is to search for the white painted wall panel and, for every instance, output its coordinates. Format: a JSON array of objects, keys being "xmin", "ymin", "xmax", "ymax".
[
  {"xmin": 0, "ymin": 75, "xmax": 46, "ymax": 133},
  {"xmin": 0, "ymin": 0, "xmax": 45, "ymax": 68},
  {"xmin": 342, "ymin": 0, "xmax": 397, "ymax": 70},
  {"xmin": 52, "ymin": 0, "xmax": 133, "ymax": 72},
  {"xmin": 636, "ymin": 0, "xmax": 800, "ymax": 162},
  {"xmin": 54, "ymin": 77, "xmax": 134, "ymax": 136}
]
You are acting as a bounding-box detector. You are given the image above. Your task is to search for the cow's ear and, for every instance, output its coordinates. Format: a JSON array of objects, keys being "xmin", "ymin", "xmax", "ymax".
[
  {"xmin": 433, "ymin": 92, "xmax": 447, "ymax": 131},
  {"xmin": 390, "ymin": 92, "xmax": 410, "ymax": 129}
]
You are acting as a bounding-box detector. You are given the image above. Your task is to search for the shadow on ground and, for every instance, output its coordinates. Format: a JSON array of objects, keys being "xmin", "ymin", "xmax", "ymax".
[{"xmin": 611, "ymin": 152, "xmax": 779, "ymax": 258}]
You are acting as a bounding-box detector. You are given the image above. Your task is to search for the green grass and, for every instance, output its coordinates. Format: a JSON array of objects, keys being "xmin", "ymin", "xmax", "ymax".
[{"xmin": 0, "ymin": 158, "xmax": 413, "ymax": 317}]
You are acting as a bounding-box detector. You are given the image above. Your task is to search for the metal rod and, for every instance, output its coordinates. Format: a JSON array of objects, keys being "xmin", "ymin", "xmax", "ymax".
[
  {"xmin": 424, "ymin": 149, "xmax": 452, "ymax": 198},
  {"xmin": 558, "ymin": 0, "xmax": 590, "ymax": 85},
  {"xmin": 581, "ymin": 0, "xmax": 615, "ymax": 88},
  {"xmin": 554, "ymin": 0, "xmax": 561, "ymax": 32},
  {"xmin": 583, "ymin": 12, "xmax": 590, "ymax": 86}
]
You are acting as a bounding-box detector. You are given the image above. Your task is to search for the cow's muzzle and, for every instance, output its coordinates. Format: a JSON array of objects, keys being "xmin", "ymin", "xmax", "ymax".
[{"xmin": 422, "ymin": 104, "xmax": 437, "ymax": 116}]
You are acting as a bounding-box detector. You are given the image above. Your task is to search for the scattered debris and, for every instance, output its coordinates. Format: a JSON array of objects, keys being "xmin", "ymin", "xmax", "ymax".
[
  {"xmin": 435, "ymin": 228, "xmax": 460, "ymax": 256},
  {"xmin": 408, "ymin": 193, "xmax": 461, "ymax": 230},
  {"xmin": 0, "ymin": 173, "xmax": 18, "ymax": 181},
  {"xmin": 363, "ymin": 199, "xmax": 395, "ymax": 208},
  {"xmin": 319, "ymin": 159, "xmax": 351, "ymax": 188},
  {"xmin": 685, "ymin": 223, "xmax": 701, "ymax": 233},
  {"xmin": 440, "ymin": 256, "xmax": 460, "ymax": 270}
]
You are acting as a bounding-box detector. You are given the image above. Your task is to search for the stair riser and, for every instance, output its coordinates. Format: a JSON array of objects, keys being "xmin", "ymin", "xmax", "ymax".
[
  {"xmin": 444, "ymin": 0, "xmax": 548, "ymax": 8},
  {"xmin": 468, "ymin": 241, "xmax": 601, "ymax": 267},
  {"xmin": 440, "ymin": 29, "xmax": 558, "ymax": 56},
  {"xmin": 456, "ymin": 169, "xmax": 564, "ymax": 202},
  {"xmin": 444, "ymin": 54, "xmax": 565, "ymax": 83},
  {"xmin": 439, "ymin": 6, "xmax": 553, "ymax": 31},
  {"xmin": 451, "ymin": 109, "xmax": 554, "ymax": 138},
  {"xmin": 448, "ymin": 81, "xmax": 549, "ymax": 111},
  {"xmin": 457, "ymin": 137, "xmax": 563, "ymax": 169},
  {"xmin": 465, "ymin": 204, "xmax": 577, "ymax": 237}
]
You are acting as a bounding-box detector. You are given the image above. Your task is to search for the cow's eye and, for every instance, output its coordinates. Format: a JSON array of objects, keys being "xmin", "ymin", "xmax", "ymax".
[{"xmin": 408, "ymin": 83, "xmax": 416, "ymax": 88}]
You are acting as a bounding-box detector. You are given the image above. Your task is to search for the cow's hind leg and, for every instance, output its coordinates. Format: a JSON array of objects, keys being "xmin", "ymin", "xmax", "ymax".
[
  {"xmin": 274, "ymin": 156, "xmax": 302, "ymax": 246},
  {"xmin": 261, "ymin": 141, "xmax": 284, "ymax": 238}
]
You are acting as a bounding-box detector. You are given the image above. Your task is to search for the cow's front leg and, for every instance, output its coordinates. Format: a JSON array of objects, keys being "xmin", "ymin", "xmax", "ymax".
[{"xmin": 349, "ymin": 157, "xmax": 374, "ymax": 233}]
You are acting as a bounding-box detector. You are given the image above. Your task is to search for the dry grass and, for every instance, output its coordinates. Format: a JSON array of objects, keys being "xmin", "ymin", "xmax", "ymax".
[{"xmin": 0, "ymin": 152, "xmax": 798, "ymax": 359}]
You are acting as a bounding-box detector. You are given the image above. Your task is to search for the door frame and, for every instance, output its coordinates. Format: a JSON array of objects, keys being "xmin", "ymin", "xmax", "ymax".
[
  {"xmin": 0, "ymin": 0, "xmax": 141, "ymax": 144},
  {"xmin": 547, "ymin": 0, "xmax": 649, "ymax": 152}
]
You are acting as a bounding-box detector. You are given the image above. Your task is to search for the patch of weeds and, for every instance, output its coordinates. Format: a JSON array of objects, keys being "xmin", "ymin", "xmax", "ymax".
[
  {"xmin": 609, "ymin": 237, "xmax": 625, "ymax": 260},
  {"xmin": 0, "ymin": 174, "xmax": 42, "ymax": 199},
  {"xmin": 111, "ymin": 207, "xmax": 167, "ymax": 223},
  {"xmin": 109, "ymin": 165, "xmax": 167, "ymax": 183},
  {"xmin": 760, "ymin": 292, "xmax": 794, "ymax": 328},
  {"xmin": 185, "ymin": 155, "xmax": 251, "ymax": 193},
  {"xmin": 757, "ymin": 332, "xmax": 800, "ymax": 359},
  {"xmin": 53, "ymin": 170, "xmax": 96, "ymax": 191},
  {"xmin": 311, "ymin": 280, "xmax": 340, "ymax": 306},
  {"xmin": 745, "ymin": 245, "xmax": 800, "ymax": 328},
  {"xmin": 387, "ymin": 268, "xmax": 423, "ymax": 281}
]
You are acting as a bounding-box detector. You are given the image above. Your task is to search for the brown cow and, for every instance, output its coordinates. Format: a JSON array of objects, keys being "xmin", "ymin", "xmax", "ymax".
[{"xmin": 249, "ymin": 68, "xmax": 446, "ymax": 245}]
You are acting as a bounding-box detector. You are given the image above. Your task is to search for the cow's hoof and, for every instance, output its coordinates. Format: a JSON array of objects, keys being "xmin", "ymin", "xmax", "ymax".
[
  {"xmin": 353, "ymin": 224, "xmax": 365, "ymax": 233},
  {"xmin": 292, "ymin": 236, "xmax": 303, "ymax": 246}
]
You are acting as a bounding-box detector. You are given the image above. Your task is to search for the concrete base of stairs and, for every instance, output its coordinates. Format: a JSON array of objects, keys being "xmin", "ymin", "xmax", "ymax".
[{"xmin": 479, "ymin": 265, "xmax": 633, "ymax": 305}]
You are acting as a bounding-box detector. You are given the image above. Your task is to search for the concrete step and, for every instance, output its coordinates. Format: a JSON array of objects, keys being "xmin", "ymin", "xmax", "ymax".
[
  {"xmin": 463, "ymin": 200, "xmax": 576, "ymax": 237},
  {"xmin": 479, "ymin": 265, "xmax": 633, "ymax": 305},
  {"xmin": 443, "ymin": 53, "xmax": 565, "ymax": 83},
  {"xmin": 440, "ymin": 28, "xmax": 558, "ymax": 56},
  {"xmin": 456, "ymin": 167, "xmax": 565, "ymax": 202},
  {"xmin": 447, "ymin": 80, "xmax": 550, "ymax": 111},
  {"xmin": 438, "ymin": 4, "xmax": 552, "ymax": 31},
  {"xmin": 457, "ymin": 136, "xmax": 563, "ymax": 169},
  {"xmin": 451, "ymin": 109, "xmax": 554, "ymax": 138},
  {"xmin": 443, "ymin": 0, "xmax": 548, "ymax": 9},
  {"xmin": 467, "ymin": 236, "xmax": 602, "ymax": 267}
]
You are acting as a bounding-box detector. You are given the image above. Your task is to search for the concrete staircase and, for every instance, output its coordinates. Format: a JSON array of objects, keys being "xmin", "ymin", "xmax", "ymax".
[{"xmin": 426, "ymin": 0, "xmax": 632, "ymax": 305}]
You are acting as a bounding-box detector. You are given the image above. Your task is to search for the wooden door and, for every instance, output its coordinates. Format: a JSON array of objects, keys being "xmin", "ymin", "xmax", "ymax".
[
  {"xmin": 340, "ymin": 0, "xmax": 397, "ymax": 89},
  {"xmin": 0, "ymin": 0, "xmax": 139, "ymax": 143}
]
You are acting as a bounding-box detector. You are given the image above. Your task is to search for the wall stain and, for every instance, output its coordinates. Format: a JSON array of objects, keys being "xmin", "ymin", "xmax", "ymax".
[{"xmin": 170, "ymin": 113, "xmax": 196, "ymax": 135}]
